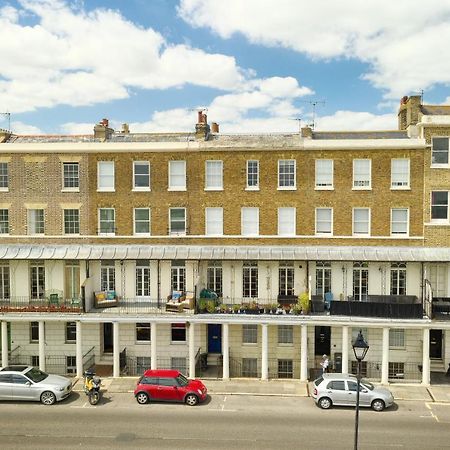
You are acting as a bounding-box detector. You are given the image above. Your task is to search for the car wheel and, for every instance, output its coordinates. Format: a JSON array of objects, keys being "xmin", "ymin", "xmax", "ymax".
[
  {"xmin": 371, "ymin": 399, "xmax": 385, "ymax": 412},
  {"xmin": 136, "ymin": 392, "xmax": 149, "ymax": 405},
  {"xmin": 185, "ymin": 394, "xmax": 199, "ymax": 406},
  {"xmin": 40, "ymin": 391, "xmax": 56, "ymax": 405},
  {"xmin": 318, "ymin": 397, "xmax": 332, "ymax": 409}
]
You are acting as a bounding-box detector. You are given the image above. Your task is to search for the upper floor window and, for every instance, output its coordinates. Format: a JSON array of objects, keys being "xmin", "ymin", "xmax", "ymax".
[
  {"xmin": 352, "ymin": 208, "xmax": 370, "ymax": 236},
  {"xmin": 315, "ymin": 261, "xmax": 331, "ymax": 295},
  {"xmin": 27, "ymin": 209, "xmax": 44, "ymax": 235},
  {"xmin": 30, "ymin": 262, "xmax": 45, "ymax": 300},
  {"xmin": 205, "ymin": 161, "xmax": 223, "ymax": 190},
  {"xmin": 0, "ymin": 162, "xmax": 8, "ymax": 190},
  {"xmin": 66, "ymin": 322, "xmax": 77, "ymax": 342},
  {"xmin": 279, "ymin": 262, "xmax": 294, "ymax": 296},
  {"xmin": 62, "ymin": 162, "xmax": 79, "ymax": 190},
  {"xmin": 391, "ymin": 208, "xmax": 409, "ymax": 235},
  {"xmin": 98, "ymin": 208, "xmax": 115, "ymax": 235},
  {"xmin": 205, "ymin": 207, "xmax": 223, "ymax": 236},
  {"xmin": 315, "ymin": 159, "xmax": 333, "ymax": 189},
  {"xmin": 101, "ymin": 261, "xmax": 115, "ymax": 291},
  {"xmin": 134, "ymin": 208, "xmax": 151, "ymax": 235},
  {"xmin": 63, "ymin": 209, "xmax": 80, "ymax": 235},
  {"xmin": 133, "ymin": 161, "xmax": 150, "ymax": 190},
  {"xmin": 207, "ymin": 261, "xmax": 223, "ymax": 297},
  {"xmin": 315, "ymin": 208, "xmax": 332, "ymax": 235},
  {"xmin": 353, "ymin": 159, "xmax": 371, "ymax": 189},
  {"xmin": 246, "ymin": 160, "xmax": 259, "ymax": 190},
  {"xmin": 0, "ymin": 262, "xmax": 10, "ymax": 299},
  {"xmin": 243, "ymin": 261, "xmax": 258, "ymax": 299},
  {"xmin": 432, "ymin": 137, "xmax": 449, "ymax": 165},
  {"xmin": 169, "ymin": 161, "xmax": 186, "ymax": 191},
  {"xmin": 136, "ymin": 262, "xmax": 151, "ymax": 297},
  {"xmin": 390, "ymin": 262, "xmax": 406, "ymax": 296},
  {"xmin": 391, "ymin": 159, "xmax": 410, "ymax": 189},
  {"xmin": 171, "ymin": 261, "xmax": 186, "ymax": 292},
  {"xmin": 97, "ymin": 161, "xmax": 115, "ymax": 191},
  {"xmin": 169, "ymin": 208, "xmax": 186, "ymax": 235},
  {"xmin": 241, "ymin": 207, "xmax": 259, "ymax": 236},
  {"xmin": 431, "ymin": 191, "xmax": 449, "ymax": 222},
  {"xmin": 278, "ymin": 160, "xmax": 296, "ymax": 189},
  {"xmin": 0, "ymin": 209, "xmax": 9, "ymax": 234},
  {"xmin": 278, "ymin": 207, "xmax": 296, "ymax": 236}
]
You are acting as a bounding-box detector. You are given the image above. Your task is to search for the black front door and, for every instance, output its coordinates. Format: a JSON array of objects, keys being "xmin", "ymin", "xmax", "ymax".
[
  {"xmin": 103, "ymin": 323, "xmax": 113, "ymax": 353},
  {"xmin": 430, "ymin": 330, "xmax": 443, "ymax": 359},
  {"xmin": 315, "ymin": 326, "xmax": 331, "ymax": 356}
]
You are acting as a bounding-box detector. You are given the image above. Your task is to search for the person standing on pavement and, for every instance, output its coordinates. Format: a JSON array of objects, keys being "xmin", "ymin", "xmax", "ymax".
[{"xmin": 320, "ymin": 354, "xmax": 329, "ymax": 374}]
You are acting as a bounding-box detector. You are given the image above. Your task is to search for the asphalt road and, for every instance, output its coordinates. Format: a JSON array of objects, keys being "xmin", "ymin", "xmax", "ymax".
[{"xmin": 1, "ymin": 392, "xmax": 450, "ymax": 449}]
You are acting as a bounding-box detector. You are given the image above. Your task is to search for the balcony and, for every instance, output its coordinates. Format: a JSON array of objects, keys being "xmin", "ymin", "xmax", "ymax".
[
  {"xmin": 0, "ymin": 297, "xmax": 83, "ymax": 314},
  {"xmin": 432, "ymin": 298, "xmax": 450, "ymax": 319}
]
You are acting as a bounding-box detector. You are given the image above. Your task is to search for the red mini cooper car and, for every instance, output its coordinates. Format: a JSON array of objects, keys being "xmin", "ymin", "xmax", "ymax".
[{"xmin": 134, "ymin": 369, "xmax": 208, "ymax": 406}]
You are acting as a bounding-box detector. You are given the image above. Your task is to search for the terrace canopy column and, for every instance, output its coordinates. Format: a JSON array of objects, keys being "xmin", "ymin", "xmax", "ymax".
[
  {"xmin": 113, "ymin": 322, "xmax": 120, "ymax": 377},
  {"xmin": 341, "ymin": 326, "xmax": 349, "ymax": 374},
  {"xmin": 300, "ymin": 324, "xmax": 308, "ymax": 381},
  {"xmin": 381, "ymin": 327, "xmax": 390, "ymax": 384},
  {"xmin": 1, "ymin": 321, "xmax": 8, "ymax": 368},
  {"xmin": 76, "ymin": 321, "xmax": 83, "ymax": 378},
  {"xmin": 189, "ymin": 322, "xmax": 196, "ymax": 378},
  {"xmin": 39, "ymin": 321, "xmax": 45, "ymax": 371},
  {"xmin": 222, "ymin": 323, "xmax": 230, "ymax": 380},
  {"xmin": 422, "ymin": 328, "xmax": 430, "ymax": 385},
  {"xmin": 151, "ymin": 322, "xmax": 157, "ymax": 370},
  {"xmin": 261, "ymin": 323, "xmax": 269, "ymax": 380}
]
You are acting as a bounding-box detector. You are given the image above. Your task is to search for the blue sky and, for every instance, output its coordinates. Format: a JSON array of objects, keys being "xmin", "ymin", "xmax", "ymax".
[{"xmin": 1, "ymin": 0, "xmax": 450, "ymax": 134}]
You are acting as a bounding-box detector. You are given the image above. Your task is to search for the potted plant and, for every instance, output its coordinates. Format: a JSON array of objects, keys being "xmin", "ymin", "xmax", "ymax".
[
  {"xmin": 299, "ymin": 292, "xmax": 310, "ymax": 314},
  {"xmin": 206, "ymin": 300, "xmax": 216, "ymax": 313},
  {"xmin": 197, "ymin": 299, "xmax": 207, "ymax": 313},
  {"xmin": 232, "ymin": 304, "xmax": 241, "ymax": 314}
]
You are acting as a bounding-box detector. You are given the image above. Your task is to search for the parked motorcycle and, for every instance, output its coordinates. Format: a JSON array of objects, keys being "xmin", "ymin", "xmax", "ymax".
[{"xmin": 83, "ymin": 370, "xmax": 102, "ymax": 405}]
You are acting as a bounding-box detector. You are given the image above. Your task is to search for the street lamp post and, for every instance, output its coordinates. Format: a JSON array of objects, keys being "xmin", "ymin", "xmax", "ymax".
[{"xmin": 352, "ymin": 329, "xmax": 369, "ymax": 450}]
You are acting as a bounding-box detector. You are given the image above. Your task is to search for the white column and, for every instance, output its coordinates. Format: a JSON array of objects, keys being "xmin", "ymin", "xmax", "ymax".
[
  {"xmin": 341, "ymin": 326, "xmax": 349, "ymax": 374},
  {"xmin": 113, "ymin": 322, "xmax": 120, "ymax": 377},
  {"xmin": 422, "ymin": 328, "xmax": 430, "ymax": 385},
  {"xmin": 76, "ymin": 321, "xmax": 83, "ymax": 378},
  {"xmin": 1, "ymin": 321, "xmax": 8, "ymax": 368},
  {"xmin": 300, "ymin": 324, "xmax": 308, "ymax": 381},
  {"xmin": 261, "ymin": 324, "xmax": 268, "ymax": 380},
  {"xmin": 381, "ymin": 327, "xmax": 390, "ymax": 384},
  {"xmin": 38, "ymin": 321, "xmax": 45, "ymax": 371},
  {"xmin": 151, "ymin": 322, "xmax": 157, "ymax": 370},
  {"xmin": 222, "ymin": 323, "xmax": 230, "ymax": 380},
  {"xmin": 189, "ymin": 322, "xmax": 195, "ymax": 378}
]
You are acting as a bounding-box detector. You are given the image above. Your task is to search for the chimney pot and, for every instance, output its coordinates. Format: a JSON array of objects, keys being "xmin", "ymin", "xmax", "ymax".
[
  {"xmin": 211, "ymin": 122, "xmax": 219, "ymax": 133},
  {"xmin": 122, "ymin": 123, "xmax": 130, "ymax": 134}
]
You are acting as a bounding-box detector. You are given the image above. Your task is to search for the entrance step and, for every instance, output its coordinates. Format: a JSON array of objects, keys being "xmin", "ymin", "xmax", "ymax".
[
  {"xmin": 98, "ymin": 353, "xmax": 113, "ymax": 364},
  {"xmin": 207, "ymin": 353, "xmax": 222, "ymax": 367},
  {"xmin": 430, "ymin": 359, "xmax": 445, "ymax": 372}
]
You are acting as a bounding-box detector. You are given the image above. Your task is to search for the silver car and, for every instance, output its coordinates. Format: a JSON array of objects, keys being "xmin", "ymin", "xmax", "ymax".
[
  {"xmin": 311, "ymin": 373, "xmax": 394, "ymax": 411},
  {"xmin": 0, "ymin": 365, "xmax": 73, "ymax": 405}
]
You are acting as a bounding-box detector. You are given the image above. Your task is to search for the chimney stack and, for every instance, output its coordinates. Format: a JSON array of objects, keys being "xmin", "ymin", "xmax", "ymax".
[
  {"xmin": 301, "ymin": 126, "xmax": 313, "ymax": 138},
  {"xmin": 398, "ymin": 95, "xmax": 422, "ymax": 130},
  {"xmin": 195, "ymin": 111, "xmax": 210, "ymax": 140},
  {"xmin": 94, "ymin": 118, "xmax": 114, "ymax": 141},
  {"xmin": 121, "ymin": 123, "xmax": 130, "ymax": 134}
]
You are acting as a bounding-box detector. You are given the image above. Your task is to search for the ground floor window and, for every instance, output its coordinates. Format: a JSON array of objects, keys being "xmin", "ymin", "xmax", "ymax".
[
  {"xmin": 389, "ymin": 329, "xmax": 405, "ymax": 348},
  {"xmin": 30, "ymin": 322, "xmax": 40, "ymax": 342},
  {"xmin": 242, "ymin": 358, "xmax": 258, "ymax": 377},
  {"xmin": 351, "ymin": 361, "xmax": 368, "ymax": 378},
  {"xmin": 66, "ymin": 322, "xmax": 76, "ymax": 343},
  {"xmin": 66, "ymin": 356, "xmax": 76, "ymax": 374},
  {"xmin": 242, "ymin": 324, "xmax": 258, "ymax": 344},
  {"xmin": 278, "ymin": 325, "xmax": 293, "ymax": 344},
  {"xmin": 136, "ymin": 323, "xmax": 151, "ymax": 342},
  {"xmin": 171, "ymin": 323, "xmax": 186, "ymax": 342},
  {"xmin": 31, "ymin": 355, "xmax": 39, "ymax": 367},
  {"xmin": 171, "ymin": 357, "xmax": 187, "ymax": 373},
  {"xmin": 389, "ymin": 362, "xmax": 405, "ymax": 379},
  {"xmin": 277, "ymin": 359, "xmax": 293, "ymax": 378},
  {"xmin": 136, "ymin": 356, "xmax": 151, "ymax": 374}
]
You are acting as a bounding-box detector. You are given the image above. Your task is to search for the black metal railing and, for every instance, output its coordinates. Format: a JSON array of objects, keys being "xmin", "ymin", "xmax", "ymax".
[{"xmin": 0, "ymin": 296, "xmax": 83, "ymax": 313}]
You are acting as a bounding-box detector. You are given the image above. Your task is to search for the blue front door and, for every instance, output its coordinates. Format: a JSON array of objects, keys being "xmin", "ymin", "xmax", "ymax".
[{"xmin": 208, "ymin": 324, "xmax": 222, "ymax": 353}]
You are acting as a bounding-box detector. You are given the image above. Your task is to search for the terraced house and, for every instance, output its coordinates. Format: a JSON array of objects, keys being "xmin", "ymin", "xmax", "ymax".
[{"xmin": 0, "ymin": 96, "xmax": 449, "ymax": 384}]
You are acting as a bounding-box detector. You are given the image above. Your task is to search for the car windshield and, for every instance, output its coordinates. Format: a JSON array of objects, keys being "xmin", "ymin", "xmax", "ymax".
[
  {"xmin": 176, "ymin": 374, "xmax": 189, "ymax": 386},
  {"xmin": 361, "ymin": 380, "xmax": 375, "ymax": 391},
  {"xmin": 25, "ymin": 367, "xmax": 49, "ymax": 383}
]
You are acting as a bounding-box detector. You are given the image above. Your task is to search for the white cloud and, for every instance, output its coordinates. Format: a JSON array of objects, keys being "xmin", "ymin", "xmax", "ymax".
[
  {"xmin": 11, "ymin": 121, "xmax": 43, "ymax": 134},
  {"xmin": 179, "ymin": 0, "xmax": 450, "ymax": 98},
  {"xmin": 315, "ymin": 111, "xmax": 397, "ymax": 131},
  {"xmin": 59, "ymin": 122, "xmax": 94, "ymax": 134}
]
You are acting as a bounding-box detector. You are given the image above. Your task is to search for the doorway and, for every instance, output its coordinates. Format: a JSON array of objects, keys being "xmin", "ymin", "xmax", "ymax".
[
  {"xmin": 315, "ymin": 326, "xmax": 331, "ymax": 356},
  {"xmin": 103, "ymin": 323, "xmax": 113, "ymax": 353},
  {"xmin": 208, "ymin": 324, "xmax": 222, "ymax": 353},
  {"xmin": 430, "ymin": 329, "xmax": 443, "ymax": 359}
]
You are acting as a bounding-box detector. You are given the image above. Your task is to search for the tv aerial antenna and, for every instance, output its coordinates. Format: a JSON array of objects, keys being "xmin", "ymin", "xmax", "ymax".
[
  {"xmin": 300, "ymin": 100, "xmax": 325, "ymax": 129},
  {"xmin": 0, "ymin": 112, "xmax": 11, "ymax": 132},
  {"xmin": 288, "ymin": 117, "xmax": 302, "ymax": 133}
]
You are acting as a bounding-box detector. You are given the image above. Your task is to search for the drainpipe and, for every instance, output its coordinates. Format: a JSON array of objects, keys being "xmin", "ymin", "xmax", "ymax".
[{"xmin": 157, "ymin": 260, "xmax": 161, "ymax": 308}]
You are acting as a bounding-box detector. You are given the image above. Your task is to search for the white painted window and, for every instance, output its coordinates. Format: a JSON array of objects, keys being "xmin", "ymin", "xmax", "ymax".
[
  {"xmin": 97, "ymin": 161, "xmax": 115, "ymax": 191},
  {"xmin": 169, "ymin": 208, "xmax": 186, "ymax": 235},
  {"xmin": 64, "ymin": 209, "xmax": 80, "ymax": 235},
  {"xmin": 390, "ymin": 262, "xmax": 407, "ymax": 295},
  {"xmin": 352, "ymin": 208, "xmax": 370, "ymax": 236},
  {"xmin": 278, "ymin": 325, "xmax": 294, "ymax": 344},
  {"xmin": 136, "ymin": 323, "xmax": 151, "ymax": 342},
  {"xmin": 246, "ymin": 160, "xmax": 259, "ymax": 189},
  {"xmin": 353, "ymin": 159, "xmax": 371, "ymax": 189},
  {"xmin": 169, "ymin": 161, "xmax": 186, "ymax": 190},
  {"xmin": 98, "ymin": 208, "xmax": 115, "ymax": 235},
  {"xmin": 391, "ymin": 159, "xmax": 410, "ymax": 189},
  {"xmin": 100, "ymin": 261, "xmax": 115, "ymax": 291},
  {"xmin": 315, "ymin": 159, "xmax": 333, "ymax": 189},
  {"xmin": 241, "ymin": 207, "xmax": 259, "ymax": 236},
  {"xmin": 171, "ymin": 261, "xmax": 186, "ymax": 292},
  {"xmin": 27, "ymin": 209, "xmax": 44, "ymax": 235},
  {"xmin": 278, "ymin": 160, "xmax": 296, "ymax": 189},
  {"xmin": 242, "ymin": 358, "xmax": 258, "ymax": 377},
  {"xmin": 278, "ymin": 207, "xmax": 296, "ymax": 236},
  {"xmin": 0, "ymin": 263, "xmax": 10, "ymax": 299},
  {"xmin": 134, "ymin": 208, "xmax": 151, "ymax": 235},
  {"xmin": 0, "ymin": 209, "xmax": 9, "ymax": 234},
  {"xmin": 0, "ymin": 162, "xmax": 8, "ymax": 190},
  {"xmin": 431, "ymin": 191, "xmax": 449, "ymax": 222},
  {"xmin": 205, "ymin": 160, "xmax": 223, "ymax": 190},
  {"xmin": 315, "ymin": 208, "xmax": 333, "ymax": 235},
  {"xmin": 243, "ymin": 261, "xmax": 258, "ymax": 298},
  {"xmin": 432, "ymin": 137, "xmax": 449, "ymax": 166},
  {"xmin": 391, "ymin": 208, "xmax": 409, "ymax": 235},
  {"xmin": 133, "ymin": 161, "xmax": 150, "ymax": 190},
  {"xmin": 205, "ymin": 207, "xmax": 223, "ymax": 236},
  {"xmin": 62, "ymin": 162, "xmax": 79, "ymax": 190},
  {"xmin": 389, "ymin": 329, "xmax": 405, "ymax": 348},
  {"xmin": 242, "ymin": 324, "xmax": 258, "ymax": 344},
  {"xmin": 30, "ymin": 263, "xmax": 45, "ymax": 300},
  {"xmin": 136, "ymin": 263, "xmax": 151, "ymax": 297},
  {"xmin": 278, "ymin": 359, "xmax": 293, "ymax": 378}
]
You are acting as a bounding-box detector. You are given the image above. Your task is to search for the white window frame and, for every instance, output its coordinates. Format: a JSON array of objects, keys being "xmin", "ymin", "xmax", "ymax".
[
  {"xmin": 315, "ymin": 208, "xmax": 333, "ymax": 235},
  {"xmin": 169, "ymin": 208, "xmax": 187, "ymax": 235},
  {"xmin": 135, "ymin": 265, "xmax": 151, "ymax": 298},
  {"xmin": 136, "ymin": 323, "xmax": 151, "ymax": 342},
  {"xmin": 205, "ymin": 207, "xmax": 223, "ymax": 236},
  {"xmin": 352, "ymin": 208, "xmax": 370, "ymax": 236},
  {"xmin": 431, "ymin": 137, "xmax": 449, "ymax": 167},
  {"xmin": 205, "ymin": 160, "xmax": 223, "ymax": 191},
  {"xmin": 27, "ymin": 209, "xmax": 45, "ymax": 235},
  {"xmin": 63, "ymin": 209, "xmax": 80, "ymax": 235},
  {"xmin": 431, "ymin": 191, "xmax": 449, "ymax": 223},
  {"xmin": 391, "ymin": 208, "xmax": 409, "ymax": 236},
  {"xmin": 246, "ymin": 160, "xmax": 259, "ymax": 190},
  {"xmin": 241, "ymin": 207, "xmax": 259, "ymax": 236},
  {"xmin": 391, "ymin": 159, "xmax": 410, "ymax": 189},
  {"xmin": 132, "ymin": 161, "xmax": 151, "ymax": 191},
  {"xmin": 98, "ymin": 208, "xmax": 115, "ymax": 236},
  {"xmin": 62, "ymin": 162, "xmax": 79, "ymax": 192},
  {"xmin": 242, "ymin": 324, "xmax": 258, "ymax": 344},
  {"xmin": 133, "ymin": 208, "xmax": 151, "ymax": 236},
  {"xmin": 168, "ymin": 161, "xmax": 186, "ymax": 191},
  {"xmin": 97, "ymin": 161, "xmax": 115, "ymax": 192},
  {"xmin": 277, "ymin": 207, "xmax": 296, "ymax": 236},
  {"xmin": 315, "ymin": 159, "xmax": 334, "ymax": 190},
  {"xmin": 278, "ymin": 160, "xmax": 296, "ymax": 190},
  {"xmin": 353, "ymin": 159, "xmax": 371, "ymax": 190},
  {"xmin": 278, "ymin": 325, "xmax": 294, "ymax": 345},
  {"xmin": 0, "ymin": 209, "xmax": 9, "ymax": 235},
  {"xmin": 0, "ymin": 162, "xmax": 8, "ymax": 191},
  {"xmin": 389, "ymin": 329, "xmax": 405, "ymax": 349}
]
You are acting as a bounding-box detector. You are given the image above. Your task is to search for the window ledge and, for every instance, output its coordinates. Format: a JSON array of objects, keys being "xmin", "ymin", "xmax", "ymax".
[
  {"xmin": 0, "ymin": 188, "xmax": 9, "ymax": 192},
  {"xmin": 277, "ymin": 187, "xmax": 297, "ymax": 191},
  {"xmin": 134, "ymin": 233, "xmax": 152, "ymax": 237},
  {"xmin": 352, "ymin": 187, "xmax": 371, "ymax": 191},
  {"xmin": 204, "ymin": 187, "xmax": 224, "ymax": 191},
  {"xmin": 132, "ymin": 188, "xmax": 151, "ymax": 192},
  {"xmin": 97, "ymin": 188, "xmax": 115, "ymax": 192},
  {"xmin": 61, "ymin": 188, "xmax": 80, "ymax": 193},
  {"xmin": 315, "ymin": 186, "xmax": 334, "ymax": 191},
  {"xmin": 430, "ymin": 164, "xmax": 450, "ymax": 169},
  {"xmin": 390, "ymin": 187, "xmax": 411, "ymax": 191},
  {"xmin": 245, "ymin": 187, "xmax": 260, "ymax": 191},
  {"xmin": 168, "ymin": 187, "xmax": 186, "ymax": 192}
]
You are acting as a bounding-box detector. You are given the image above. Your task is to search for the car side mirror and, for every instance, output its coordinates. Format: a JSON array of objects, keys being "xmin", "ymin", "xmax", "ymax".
[
  {"xmin": 26, "ymin": 381, "xmax": 32, "ymax": 386},
  {"xmin": 361, "ymin": 389, "xmax": 368, "ymax": 393}
]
